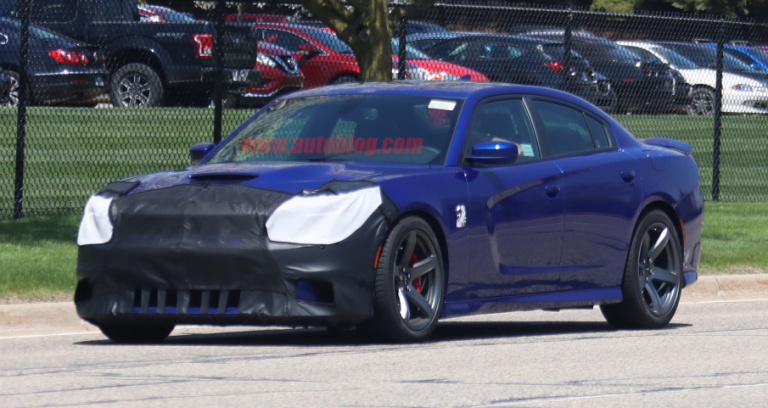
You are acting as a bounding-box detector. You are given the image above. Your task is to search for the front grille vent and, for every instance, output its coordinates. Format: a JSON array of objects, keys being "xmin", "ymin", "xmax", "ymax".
[{"xmin": 132, "ymin": 289, "xmax": 241, "ymax": 315}]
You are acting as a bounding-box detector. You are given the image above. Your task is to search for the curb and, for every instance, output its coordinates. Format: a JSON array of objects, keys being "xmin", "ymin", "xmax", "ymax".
[{"xmin": 1, "ymin": 274, "xmax": 767, "ymax": 337}]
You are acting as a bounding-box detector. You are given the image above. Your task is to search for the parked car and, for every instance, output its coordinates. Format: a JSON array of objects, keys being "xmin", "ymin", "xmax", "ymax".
[
  {"xmin": 253, "ymin": 23, "xmax": 466, "ymax": 87},
  {"xmin": 75, "ymin": 82, "xmax": 703, "ymax": 343},
  {"xmin": 615, "ymin": 42, "xmax": 692, "ymax": 113},
  {"xmin": 138, "ymin": 5, "xmax": 196, "ymax": 23},
  {"xmin": 620, "ymin": 41, "xmax": 768, "ymax": 115},
  {"xmin": 700, "ymin": 42, "xmax": 768, "ymax": 73},
  {"xmin": 523, "ymin": 30, "xmax": 676, "ymax": 112},
  {"xmin": 21, "ymin": 0, "xmax": 261, "ymax": 107},
  {"xmin": 657, "ymin": 42, "xmax": 768, "ymax": 114},
  {"xmin": 419, "ymin": 33, "xmax": 614, "ymax": 108},
  {"xmin": 391, "ymin": 38, "xmax": 488, "ymax": 81},
  {"xmin": 233, "ymin": 42, "xmax": 304, "ymax": 107},
  {"xmin": 0, "ymin": 18, "xmax": 108, "ymax": 107}
]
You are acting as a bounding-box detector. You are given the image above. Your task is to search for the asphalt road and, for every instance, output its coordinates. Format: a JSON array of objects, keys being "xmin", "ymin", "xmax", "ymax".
[{"xmin": 1, "ymin": 300, "xmax": 767, "ymax": 408}]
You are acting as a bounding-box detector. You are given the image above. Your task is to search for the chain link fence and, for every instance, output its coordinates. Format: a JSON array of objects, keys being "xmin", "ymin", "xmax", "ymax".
[{"xmin": 2, "ymin": 0, "xmax": 767, "ymax": 219}]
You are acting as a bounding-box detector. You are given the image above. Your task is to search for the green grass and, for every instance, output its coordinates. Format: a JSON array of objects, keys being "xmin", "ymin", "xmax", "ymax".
[
  {"xmin": 1, "ymin": 108, "xmax": 767, "ymax": 218},
  {"xmin": 0, "ymin": 203, "xmax": 765, "ymax": 300},
  {"xmin": 0, "ymin": 215, "xmax": 79, "ymax": 302}
]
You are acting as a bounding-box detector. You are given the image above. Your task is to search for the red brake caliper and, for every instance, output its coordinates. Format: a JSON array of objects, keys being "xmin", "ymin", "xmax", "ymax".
[{"xmin": 411, "ymin": 254, "xmax": 423, "ymax": 294}]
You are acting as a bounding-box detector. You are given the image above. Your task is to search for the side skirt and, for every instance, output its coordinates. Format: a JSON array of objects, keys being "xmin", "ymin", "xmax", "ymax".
[{"xmin": 441, "ymin": 287, "xmax": 623, "ymax": 319}]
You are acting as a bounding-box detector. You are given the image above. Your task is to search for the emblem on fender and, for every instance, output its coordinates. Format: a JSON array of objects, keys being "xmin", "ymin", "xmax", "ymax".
[{"xmin": 456, "ymin": 204, "xmax": 467, "ymax": 228}]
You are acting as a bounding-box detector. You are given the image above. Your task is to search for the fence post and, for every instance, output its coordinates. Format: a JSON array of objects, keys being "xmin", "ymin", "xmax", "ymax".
[
  {"xmin": 14, "ymin": 0, "xmax": 31, "ymax": 220},
  {"xmin": 397, "ymin": 19, "xmax": 407, "ymax": 80},
  {"xmin": 562, "ymin": 7, "xmax": 573, "ymax": 87},
  {"xmin": 712, "ymin": 18, "xmax": 724, "ymax": 202},
  {"xmin": 212, "ymin": 0, "xmax": 225, "ymax": 144}
]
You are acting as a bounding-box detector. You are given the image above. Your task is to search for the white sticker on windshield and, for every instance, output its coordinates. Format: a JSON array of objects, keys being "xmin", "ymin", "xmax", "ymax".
[
  {"xmin": 521, "ymin": 144, "xmax": 534, "ymax": 157},
  {"xmin": 428, "ymin": 99, "xmax": 457, "ymax": 111}
]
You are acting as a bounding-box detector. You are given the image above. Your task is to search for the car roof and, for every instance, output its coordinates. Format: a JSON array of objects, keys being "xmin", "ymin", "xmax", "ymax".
[{"xmin": 279, "ymin": 81, "xmax": 573, "ymax": 101}]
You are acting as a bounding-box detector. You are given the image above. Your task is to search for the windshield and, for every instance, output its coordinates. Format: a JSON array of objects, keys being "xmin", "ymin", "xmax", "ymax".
[
  {"xmin": 208, "ymin": 94, "xmax": 464, "ymax": 165},
  {"xmin": 652, "ymin": 47, "xmax": 698, "ymax": 69},
  {"xmin": 303, "ymin": 28, "xmax": 353, "ymax": 53},
  {"xmin": 391, "ymin": 39, "xmax": 432, "ymax": 59},
  {"xmin": 663, "ymin": 44, "xmax": 757, "ymax": 72}
]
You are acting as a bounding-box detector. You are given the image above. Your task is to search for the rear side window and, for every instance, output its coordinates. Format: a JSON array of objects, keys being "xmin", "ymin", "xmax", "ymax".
[
  {"xmin": 586, "ymin": 115, "xmax": 611, "ymax": 149},
  {"xmin": 533, "ymin": 100, "xmax": 595, "ymax": 156}
]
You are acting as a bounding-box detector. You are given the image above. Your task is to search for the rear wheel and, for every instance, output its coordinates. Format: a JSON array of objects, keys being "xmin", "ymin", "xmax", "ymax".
[
  {"xmin": 601, "ymin": 210, "xmax": 682, "ymax": 328},
  {"xmin": 98, "ymin": 323, "xmax": 175, "ymax": 343},
  {"xmin": 361, "ymin": 217, "xmax": 445, "ymax": 342},
  {"xmin": 110, "ymin": 63, "xmax": 164, "ymax": 107}
]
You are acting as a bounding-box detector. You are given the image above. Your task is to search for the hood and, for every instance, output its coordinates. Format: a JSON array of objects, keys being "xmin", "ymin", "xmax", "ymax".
[{"xmin": 124, "ymin": 161, "xmax": 433, "ymax": 196}]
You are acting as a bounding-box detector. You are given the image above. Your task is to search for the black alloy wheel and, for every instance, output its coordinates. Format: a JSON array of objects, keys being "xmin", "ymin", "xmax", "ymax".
[
  {"xmin": 361, "ymin": 216, "xmax": 445, "ymax": 342},
  {"xmin": 601, "ymin": 210, "xmax": 683, "ymax": 328}
]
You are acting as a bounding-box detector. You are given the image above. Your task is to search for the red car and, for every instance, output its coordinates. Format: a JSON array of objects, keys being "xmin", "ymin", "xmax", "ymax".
[
  {"xmin": 234, "ymin": 42, "xmax": 304, "ymax": 107},
  {"xmin": 252, "ymin": 23, "xmax": 486, "ymax": 88}
]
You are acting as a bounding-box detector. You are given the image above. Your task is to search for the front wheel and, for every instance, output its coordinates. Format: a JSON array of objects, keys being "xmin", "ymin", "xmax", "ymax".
[
  {"xmin": 98, "ymin": 323, "xmax": 175, "ymax": 343},
  {"xmin": 361, "ymin": 217, "xmax": 445, "ymax": 342},
  {"xmin": 2, "ymin": 70, "xmax": 20, "ymax": 107},
  {"xmin": 601, "ymin": 210, "xmax": 682, "ymax": 328}
]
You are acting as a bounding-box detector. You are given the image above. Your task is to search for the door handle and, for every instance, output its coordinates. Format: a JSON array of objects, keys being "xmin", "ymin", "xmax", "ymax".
[
  {"xmin": 545, "ymin": 184, "xmax": 561, "ymax": 197},
  {"xmin": 621, "ymin": 170, "xmax": 636, "ymax": 182}
]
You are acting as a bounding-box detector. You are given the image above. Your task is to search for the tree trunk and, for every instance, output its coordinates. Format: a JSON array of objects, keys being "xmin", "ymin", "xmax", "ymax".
[{"xmin": 352, "ymin": 0, "xmax": 393, "ymax": 82}]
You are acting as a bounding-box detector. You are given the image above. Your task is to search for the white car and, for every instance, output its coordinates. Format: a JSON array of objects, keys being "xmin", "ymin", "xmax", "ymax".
[{"xmin": 619, "ymin": 40, "xmax": 768, "ymax": 115}]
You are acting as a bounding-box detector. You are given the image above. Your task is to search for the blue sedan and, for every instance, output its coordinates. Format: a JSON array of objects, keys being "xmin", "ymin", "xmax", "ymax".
[{"xmin": 76, "ymin": 82, "xmax": 703, "ymax": 343}]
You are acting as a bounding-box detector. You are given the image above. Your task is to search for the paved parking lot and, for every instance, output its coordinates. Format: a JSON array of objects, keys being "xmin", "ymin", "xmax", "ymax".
[{"xmin": 1, "ymin": 300, "xmax": 767, "ymax": 408}]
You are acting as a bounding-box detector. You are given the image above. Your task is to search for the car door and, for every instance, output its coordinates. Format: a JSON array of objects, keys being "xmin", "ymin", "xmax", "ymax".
[
  {"xmin": 462, "ymin": 97, "xmax": 564, "ymax": 299},
  {"xmin": 528, "ymin": 98, "xmax": 643, "ymax": 291}
]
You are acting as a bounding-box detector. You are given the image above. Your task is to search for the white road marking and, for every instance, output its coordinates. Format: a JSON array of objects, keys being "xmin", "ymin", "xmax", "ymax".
[
  {"xmin": 0, "ymin": 331, "xmax": 98, "ymax": 340},
  {"xmin": 476, "ymin": 382, "xmax": 768, "ymax": 406}
]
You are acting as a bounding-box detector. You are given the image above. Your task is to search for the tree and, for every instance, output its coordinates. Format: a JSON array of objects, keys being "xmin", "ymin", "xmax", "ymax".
[
  {"xmin": 300, "ymin": 0, "xmax": 436, "ymax": 81},
  {"xmin": 590, "ymin": 0, "xmax": 642, "ymax": 13},
  {"xmin": 669, "ymin": 0, "xmax": 750, "ymax": 17}
]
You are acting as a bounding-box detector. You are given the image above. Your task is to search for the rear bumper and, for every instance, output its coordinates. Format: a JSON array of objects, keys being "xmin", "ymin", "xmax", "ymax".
[{"xmin": 29, "ymin": 70, "xmax": 108, "ymax": 103}]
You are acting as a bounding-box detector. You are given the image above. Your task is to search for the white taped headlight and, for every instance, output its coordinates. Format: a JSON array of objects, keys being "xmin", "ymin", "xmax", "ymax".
[
  {"xmin": 266, "ymin": 186, "xmax": 383, "ymax": 245},
  {"xmin": 77, "ymin": 195, "xmax": 114, "ymax": 246}
]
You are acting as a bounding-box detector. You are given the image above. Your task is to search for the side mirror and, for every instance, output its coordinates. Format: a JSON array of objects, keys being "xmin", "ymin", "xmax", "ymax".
[
  {"xmin": 190, "ymin": 142, "xmax": 216, "ymax": 165},
  {"xmin": 469, "ymin": 141, "xmax": 519, "ymax": 166},
  {"xmin": 297, "ymin": 43, "xmax": 319, "ymax": 54}
]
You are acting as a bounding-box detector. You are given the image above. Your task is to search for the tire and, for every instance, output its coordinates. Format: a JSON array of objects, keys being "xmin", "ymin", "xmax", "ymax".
[
  {"xmin": 110, "ymin": 63, "xmax": 164, "ymax": 108},
  {"xmin": 687, "ymin": 87, "xmax": 716, "ymax": 116},
  {"xmin": 361, "ymin": 216, "xmax": 445, "ymax": 342},
  {"xmin": 2, "ymin": 70, "xmax": 20, "ymax": 107},
  {"xmin": 98, "ymin": 323, "xmax": 175, "ymax": 343},
  {"xmin": 330, "ymin": 74, "xmax": 359, "ymax": 85},
  {"xmin": 601, "ymin": 210, "xmax": 683, "ymax": 329}
]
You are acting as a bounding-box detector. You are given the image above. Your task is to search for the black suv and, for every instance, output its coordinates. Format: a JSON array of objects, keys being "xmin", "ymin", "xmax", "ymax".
[{"xmin": 9, "ymin": 0, "xmax": 260, "ymax": 107}]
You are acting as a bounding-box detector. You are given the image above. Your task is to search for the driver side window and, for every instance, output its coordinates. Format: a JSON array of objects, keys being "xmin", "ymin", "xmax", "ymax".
[{"xmin": 463, "ymin": 99, "xmax": 540, "ymax": 163}]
